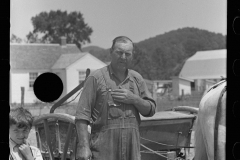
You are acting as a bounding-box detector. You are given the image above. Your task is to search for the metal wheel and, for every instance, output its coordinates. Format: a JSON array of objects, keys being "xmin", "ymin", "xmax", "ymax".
[{"xmin": 33, "ymin": 113, "xmax": 77, "ymax": 160}]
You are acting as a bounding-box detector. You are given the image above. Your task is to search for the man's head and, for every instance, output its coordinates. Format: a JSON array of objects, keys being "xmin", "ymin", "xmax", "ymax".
[
  {"xmin": 9, "ymin": 107, "xmax": 33, "ymax": 144},
  {"xmin": 110, "ymin": 36, "xmax": 134, "ymax": 72}
]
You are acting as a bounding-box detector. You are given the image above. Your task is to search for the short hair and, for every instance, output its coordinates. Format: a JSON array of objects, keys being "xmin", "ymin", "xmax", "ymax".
[
  {"xmin": 110, "ymin": 36, "xmax": 135, "ymax": 52},
  {"xmin": 9, "ymin": 107, "xmax": 34, "ymax": 129}
]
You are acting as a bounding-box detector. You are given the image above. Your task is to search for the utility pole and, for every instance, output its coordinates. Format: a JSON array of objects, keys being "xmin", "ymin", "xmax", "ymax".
[{"xmin": 21, "ymin": 87, "xmax": 25, "ymax": 107}]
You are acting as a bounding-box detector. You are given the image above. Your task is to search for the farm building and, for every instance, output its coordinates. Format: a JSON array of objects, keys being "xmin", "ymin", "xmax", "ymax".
[
  {"xmin": 171, "ymin": 76, "xmax": 193, "ymax": 97},
  {"xmin": 10, "ymin": 37, "xmax": 107, "ymax": 104},
  {"xmin": 179, "ymin": 49, "xmax": 226, "ymax": 91},
  {"xmin": 144, "ymin": 79, "xmax": 154, "ymax": 97},
  {"xmin": 152, "ymin": 80, "xmax": 172, "ymax": 99}
]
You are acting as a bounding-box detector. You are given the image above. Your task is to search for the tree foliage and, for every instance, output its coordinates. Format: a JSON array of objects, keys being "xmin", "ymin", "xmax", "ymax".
[
  {"xmin": 83, "ymin": 27, "xmax": 226, "ymax": 80},
  {"xmin": 10, "ymin": 34, "xmax": 23, "ymax": 43},
  {"xmin": 135, "ymin": 27, "xmax": 226, "ymax": 80},
  {"xmin": 26, "ymin": 32, "xmax": 42, "ymax": 43},
  {"xmin": 27, "ymin": 10, "xmax": 93, "ymax": 49}
]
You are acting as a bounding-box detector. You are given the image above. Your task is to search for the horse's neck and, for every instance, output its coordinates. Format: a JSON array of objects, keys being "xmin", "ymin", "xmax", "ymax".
[{"xmin": 199, "ymin": 82, "xmax": 226, "ymax": 160}]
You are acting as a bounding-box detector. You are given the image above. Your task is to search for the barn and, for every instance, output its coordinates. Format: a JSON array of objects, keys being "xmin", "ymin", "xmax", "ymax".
[{"xmin": 179, "ymin": 49, "xmax": 226, "ymax": 91}]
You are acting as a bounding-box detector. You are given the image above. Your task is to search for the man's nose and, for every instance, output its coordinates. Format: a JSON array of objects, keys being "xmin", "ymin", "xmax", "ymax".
[{"xmin": 121, "ymin": 53, "xmax": 126, "ymax": 59}]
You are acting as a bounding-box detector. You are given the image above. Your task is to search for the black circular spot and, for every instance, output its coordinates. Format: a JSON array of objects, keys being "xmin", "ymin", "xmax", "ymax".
[
  {"xmin": 33, "ymin": 72, "xmax": 63, "ymax": 103},
  {"xmin": 233, "ymin": 59, "xmax": 240, "ymax": 76},
  {"xmin": 233, "ymin": 142, "xmax": 240, "ymax": 159}
]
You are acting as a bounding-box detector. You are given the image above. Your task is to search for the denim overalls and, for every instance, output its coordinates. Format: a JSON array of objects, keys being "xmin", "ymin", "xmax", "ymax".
[{"xmin": 89, "ymin": 67, "xmax": 141, "ymax": 160}]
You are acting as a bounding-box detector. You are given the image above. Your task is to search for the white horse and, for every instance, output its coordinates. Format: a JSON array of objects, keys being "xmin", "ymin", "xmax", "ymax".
[{"xmin": 194, "ymin": 80, "xmax": 226, "ymax": 160}]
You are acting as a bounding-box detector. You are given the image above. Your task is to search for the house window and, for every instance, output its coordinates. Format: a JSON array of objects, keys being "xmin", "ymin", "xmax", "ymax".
[
  {"xmin": 29, "ymin": 72, "xmax": 38, "ymax": 88},
  {"xmin": 79, "ymin": 71, "xmax": 86, "ymax": 84},
  {"xmin": 191, "ymin": 82, "xmax": 195, "ymax": 91}
]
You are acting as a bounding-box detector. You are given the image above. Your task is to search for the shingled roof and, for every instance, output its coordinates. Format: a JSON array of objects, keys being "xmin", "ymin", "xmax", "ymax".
[
  {"xmin": 10, "ymin": 43, "xmax": 82, "ymax": 70},
  {"xmin": 179, "ymin": 49, "xmax": 226, "ymax": 79},
  {"xmin": 51, "ymin": 53, "xmax": 87, "ymax": 69}
]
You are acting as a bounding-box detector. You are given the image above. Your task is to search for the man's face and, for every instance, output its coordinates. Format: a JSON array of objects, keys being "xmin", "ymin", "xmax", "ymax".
[
  {"xmin": 9, "ymin": 124, "xmax": 30, "ymax": 145},
  {"xmin": 110, "ymin": 41, "xmax": 134, "ymax": 71}
]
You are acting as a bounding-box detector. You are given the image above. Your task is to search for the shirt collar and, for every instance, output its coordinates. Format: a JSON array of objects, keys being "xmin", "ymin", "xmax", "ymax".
[
  {"xmin": 9, "ymin": 138, "xmax": 17, "ymax": 152},
  {"xmin": 108, "ymin": 63, "xmax": 115, "ymax": 75},
  {"xmin": 108, "ymin": 63, "xmax": 131, "ymax": 80}
]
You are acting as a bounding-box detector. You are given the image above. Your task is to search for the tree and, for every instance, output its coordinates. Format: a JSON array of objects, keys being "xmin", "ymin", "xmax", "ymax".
[
  {"xmin": 26, "ymin": 10, "xmax": 93, "ymax": 49},
  {"xmin": 131, "ymin": 46, "xmax": 152, "ymax": 79},
  {"xmin": 10, "ymin": 34, "xmax": 23, "ymax": 43},
  {"xmin": 26, "ymin": 32, "xmax": 43, "ymax": 43}
]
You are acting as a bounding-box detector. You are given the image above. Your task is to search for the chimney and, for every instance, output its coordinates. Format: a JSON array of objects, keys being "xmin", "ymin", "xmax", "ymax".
[{"xmin": 60, "ymin": 36, "xmax": 67, "ymax": 47}]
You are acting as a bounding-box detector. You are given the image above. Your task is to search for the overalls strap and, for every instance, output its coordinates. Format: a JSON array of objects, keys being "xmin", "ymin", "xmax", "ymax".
[{"xmin": 91, "ymin": 66, "xmax": 140, "ymax": 133}]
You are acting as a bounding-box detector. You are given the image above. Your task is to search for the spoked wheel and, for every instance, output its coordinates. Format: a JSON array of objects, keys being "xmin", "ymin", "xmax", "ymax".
[{"xmin": 33, "ymin": 113, "xmax": 77, "ymax": 160}]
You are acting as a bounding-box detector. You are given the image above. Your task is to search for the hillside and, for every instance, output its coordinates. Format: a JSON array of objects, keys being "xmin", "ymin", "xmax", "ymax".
[
  {"xmin": 82, "ymin": 46, "xmax": 110, "ymax": 63},
  {"xmin": 82, "ymin": 45, "xmax": 105, "ymax": 52},
  {"xmin": 83, "ymin": 27, "xmax": 226, "ymax": 80}
]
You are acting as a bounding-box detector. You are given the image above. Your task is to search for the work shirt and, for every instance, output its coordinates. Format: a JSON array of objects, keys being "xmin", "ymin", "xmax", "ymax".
[
  {"xmin": 75, "ymin": 65, "xmax": 156, "ymax": 160},
  {"xmin": 9, "ymin": 138, "xmax": 43, "ymax": 160}
]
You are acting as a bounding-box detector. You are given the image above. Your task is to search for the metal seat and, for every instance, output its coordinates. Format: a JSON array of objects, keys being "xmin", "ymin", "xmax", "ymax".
[{"xmin": 33, "ymin": 113, "xmax": 77, "ymax": 160}]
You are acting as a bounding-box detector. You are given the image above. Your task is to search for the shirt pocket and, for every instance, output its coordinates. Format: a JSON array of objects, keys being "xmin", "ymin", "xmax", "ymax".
[
  {"xmin": 125, "ymin": 104, "xmax": 137, "ymax": 118},
  {"xmin": 107, "ymin": 101, "xmax": 123, "ymax": 119}
]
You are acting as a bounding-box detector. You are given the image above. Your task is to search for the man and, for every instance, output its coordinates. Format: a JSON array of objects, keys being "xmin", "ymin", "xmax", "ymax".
[{"xmin": 75, "ymin": 36, "xmax": 156, "ymax": 160}]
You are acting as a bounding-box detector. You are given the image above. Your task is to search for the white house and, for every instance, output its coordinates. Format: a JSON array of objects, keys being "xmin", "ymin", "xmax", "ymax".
[
  {"xmin": 179, "ymin": 49, "xmax": 226, "ymax": 91},
  {"xmin": 171, "ymin": 76, "xmax": 193, "ymax": 97},
  {"xmin": 10, "ymin": 39, "xmax": 106, "ymax": 104}
]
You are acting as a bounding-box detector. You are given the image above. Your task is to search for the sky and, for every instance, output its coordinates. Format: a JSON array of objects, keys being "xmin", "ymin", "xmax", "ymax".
[{"xmin": 10, "ymin": 0, "xmax": 227, "ymax": 49}]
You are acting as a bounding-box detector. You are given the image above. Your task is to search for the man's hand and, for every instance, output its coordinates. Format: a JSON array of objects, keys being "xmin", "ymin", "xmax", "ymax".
[
  {"xmin": 76, "ymin": 146, "xmax": 92, "ymax": 160},
  {"xmin": 111, "ymin": 87, "xmax": 137, "ymax": 104},
  {"xmin": 75, "ymin": 120, "xmax": 92, "ymax": 160},
  {"xmin": 18, "ymin": 144, "xmax": 34, "ymax": 160},
  {"xmin": 111, "ymin": 86, "xmax": 153, "ymax": 116}
]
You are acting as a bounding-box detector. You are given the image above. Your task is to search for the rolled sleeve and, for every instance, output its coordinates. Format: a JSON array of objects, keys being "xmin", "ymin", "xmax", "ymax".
[
  {"xmin": 143, "ymin": 99, "xmax": 156, "ymax": 117},
  {"xmin": 75, "ymin": 76, "xmax": 97, "ymax": 123},
  {"xmin": 140, "ymin": 80, "xmax": 156, "ymax": 117}
]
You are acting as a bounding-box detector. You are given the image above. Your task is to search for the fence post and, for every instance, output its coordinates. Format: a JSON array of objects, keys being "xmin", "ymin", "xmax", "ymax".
[
  {"xmin": 181, "ymin": 89, "xmax": 184, "ymax": 100},
  {"xmin": 21, "ymin": 87, "xmax": 25, "ymax": 107}
]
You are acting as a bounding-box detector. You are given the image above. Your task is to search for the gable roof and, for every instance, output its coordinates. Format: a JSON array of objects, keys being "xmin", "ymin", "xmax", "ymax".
[
  {"xmin": 10, "ymin": 43, "xmax": 81, "ymax": 70},
  {"xmin": 179, "ymin": 49, "xmax": 226, "ymax": 79},
  {"xmin": 51, "ymin": 53, "xmax": 87, "ymax": 69},
  {"xmin": 187, "ymin": 49, "xmax": 226, "ymax": 60}
]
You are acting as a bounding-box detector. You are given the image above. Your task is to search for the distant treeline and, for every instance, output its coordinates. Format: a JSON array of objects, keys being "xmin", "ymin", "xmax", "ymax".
[{"xmin": 82, "ymin": 27, "xmax": 226, "ymax": 80}]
